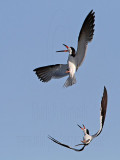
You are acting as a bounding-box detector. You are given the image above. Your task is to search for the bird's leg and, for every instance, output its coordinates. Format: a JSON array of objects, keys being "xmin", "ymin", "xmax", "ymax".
[
  {"xmin": 81, "ymin": 140, "xmax": 86, "ymax": 143},
  {"xmin": 66, "ymin": 69, "xmax": 70, "ymax": 73},
  {"xmin": 81, "ymin": 139, "xmax": 90, "ymax": 144},
  {"xmin": 75, "ymin": 139, "xmax": 90, "ymax": 146}
]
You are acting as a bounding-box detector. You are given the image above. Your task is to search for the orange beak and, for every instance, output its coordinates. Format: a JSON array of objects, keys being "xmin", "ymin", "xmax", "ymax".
[
  {"xmin": 63, "ymin": 44, "xmax": 69, "ymax": 49},
  {"xmin": 56, "ymin": 44, "xmax": 69, "ymax": 52},
  {"xmin": 77, "ymin": 124, "xmax": 84, "ymax": 130},
  {"xmin": 82, "ymin": 124, "xmax": 86, "ymax": 130},
  {"xmin": 77, "ymin": 124, "xmax": 86, "ymax": 130}
]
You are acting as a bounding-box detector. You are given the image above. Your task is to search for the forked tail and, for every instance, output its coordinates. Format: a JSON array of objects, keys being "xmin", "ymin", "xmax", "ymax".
[{"xmin": 64, "ymin": 75, "xmax": 76, "ymax": 88}]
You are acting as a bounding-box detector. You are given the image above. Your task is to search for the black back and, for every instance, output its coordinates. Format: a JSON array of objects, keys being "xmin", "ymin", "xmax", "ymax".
[
  {"xmin": 70, "ymin": 47, "xmax": 76, "ymax": 57},
  {"xmin": 86, "ymin": 129, "xmax": 89, "ymax": 135}
]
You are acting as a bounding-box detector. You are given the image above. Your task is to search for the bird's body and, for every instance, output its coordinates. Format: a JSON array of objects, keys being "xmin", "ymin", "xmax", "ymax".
[
  {"xmin": 83, "ymin": 133, "xmax": 92, "ymax": 144},
  {"xmin": 33, "ymin": 10, "xmax": 95, "ymax": 87},
  {"xmin": 64, "ymin": 52, "xmax": 77, "ymax": 87},
  {"xmin": 68, "ymin": 54, "xmax": 76, "ymax": 78},
  {"xmin": 48, "ymin": 86, "xmax": 108, "ymax": 151},
  {"xmin": 76, "ymin": 125, "xmax": 93, "ymax": 146}
]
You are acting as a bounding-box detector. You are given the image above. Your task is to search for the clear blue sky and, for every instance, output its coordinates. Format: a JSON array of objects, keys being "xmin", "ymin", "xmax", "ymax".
[{"xmin": 0, "ymin": 0, "xmax": 120, "ymax": 159}]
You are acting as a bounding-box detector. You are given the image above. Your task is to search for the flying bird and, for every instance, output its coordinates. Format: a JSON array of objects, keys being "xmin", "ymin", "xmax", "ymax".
[
  {"xmin": 33, "ymin": 10, "xmax": 95, "ymax": 87},
  {"xmin": 48, "ymin": 86, "xmax": 108, "ymax": 151}
]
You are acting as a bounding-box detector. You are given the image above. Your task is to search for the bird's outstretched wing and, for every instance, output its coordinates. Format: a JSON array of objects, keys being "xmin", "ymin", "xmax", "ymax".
[
  {"xmin": 33, "ymin": 64, "xmax": 68, "ymax": 82},
  {"xmin": 75, "ymin": 10, "xmax": 95, "ymax": 70},
  {"xmin": 48, "ymin": 135, "xmax": 86, "ymax": 152},
  {"xmin": 92, "ymin": 86, "xmax": 108, "ymax": 138}
]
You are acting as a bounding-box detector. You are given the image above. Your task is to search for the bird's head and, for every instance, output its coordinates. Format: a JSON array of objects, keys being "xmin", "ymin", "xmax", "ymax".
[
  {"xmin": 78, "ymin": 124, "xmax": 90, "ymax": 135},
  {"xmin": 56, "ymin": 44, "xmax": 75, "ymax": 57}
]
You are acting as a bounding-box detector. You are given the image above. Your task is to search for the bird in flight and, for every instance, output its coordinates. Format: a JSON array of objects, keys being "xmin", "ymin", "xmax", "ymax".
[
  {"xmin": 33, "ymin": 10, "xmax": 95, "ymax": 87},
  {"xmin": 48, "ymin": 86, "xmax": 108, "ymax": 151}
]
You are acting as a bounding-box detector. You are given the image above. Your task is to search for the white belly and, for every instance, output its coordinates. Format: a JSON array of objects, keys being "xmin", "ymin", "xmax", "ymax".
[
  {"xmin": 83, "ymin": 134, "xmax": 92, "ymax": 144},
  {"xmin": 68, "ymin": 60, "xmax": 76, "ymax": 78}
]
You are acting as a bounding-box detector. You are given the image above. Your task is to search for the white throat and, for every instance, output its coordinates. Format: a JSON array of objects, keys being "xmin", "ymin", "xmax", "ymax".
[{"xmin": 68, "ymin": 48, "xmax": 72, "ymax": 55}]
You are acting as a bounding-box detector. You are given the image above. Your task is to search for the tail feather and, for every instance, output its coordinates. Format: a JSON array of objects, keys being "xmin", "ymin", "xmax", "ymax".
[{"xmin": 64, "ymin": 76, "xmax": 76, "ymax": 88}]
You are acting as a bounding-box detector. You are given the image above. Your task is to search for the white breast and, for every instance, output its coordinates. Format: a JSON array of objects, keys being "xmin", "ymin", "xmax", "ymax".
[
  {"xmin": 84, "ymin": 134, "xmax": 92, "ymax": 144},
  {"xmin": 68, "ymin": 56, "xmax": 77, "ymax": 78}
]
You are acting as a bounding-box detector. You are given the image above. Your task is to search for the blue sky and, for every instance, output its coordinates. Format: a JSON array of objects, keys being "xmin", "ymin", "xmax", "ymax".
[{"xmin": 0, "ymin": 0, "xmax": 120, "ymax": 159}]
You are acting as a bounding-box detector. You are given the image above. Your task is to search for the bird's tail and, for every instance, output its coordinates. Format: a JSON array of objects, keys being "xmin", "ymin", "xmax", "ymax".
[{"xmin": 64, "ymin": 75, "xmax": 76, "ymax": 88}]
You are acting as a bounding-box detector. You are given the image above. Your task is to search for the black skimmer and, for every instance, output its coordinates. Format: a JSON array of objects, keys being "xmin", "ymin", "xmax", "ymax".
[
  {"xmin": 33, "ymin": 10, "xmax": 95, "ymax": 87},
  {"xmin": 48, "ymin": 87, "xmax": 108, "ymax": 151}
]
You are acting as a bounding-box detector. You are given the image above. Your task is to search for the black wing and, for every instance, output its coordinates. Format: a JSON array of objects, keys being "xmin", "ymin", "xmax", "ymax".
[
  {"xmin": 33, "ymin": 64, "xmax": 68, "ymax": 82},
  {"xmin": 75, "ymin": 10, "xmax": 95, "ymax": 70},
  {"xmin": 92, "ymin": 86, "xmax": 108, "ymax": 137},
  {"xmin": 48, "ymin": 135, "xmax": 86, "ymax": 152}
]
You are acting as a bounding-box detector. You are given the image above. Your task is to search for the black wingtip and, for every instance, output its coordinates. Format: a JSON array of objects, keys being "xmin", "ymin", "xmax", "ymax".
[
  {"xmin": 88, "ymin": 9, "xmax": 95, "ymax": 15},
  {"xmin": 103, "ymin": 86, "xmax": 108, "ymax": 100},
  {"xmin": 78, "ymin": 9, "xmax": 95, "ymax": 43},
  {"xmin": 48, "ymin": 135, "xmax": 51, "ymax": 139},
  {"xmin": 48, "ymin": 135, "xmax": 53, "ymax": 141},
  {"xmin": 102, "ymin": 86, "xmax": 108, "ymax": 99},
  {"xmin": 100, "ymin": 86, "xmax": 108, "ymax": 128},
  {"xmin": 104, "ymin": 86, "xmax": 107, "ymax": 92},
  {"xmin": 90, "ymin": 9, "xmax": 93, "ymax": 13}
]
